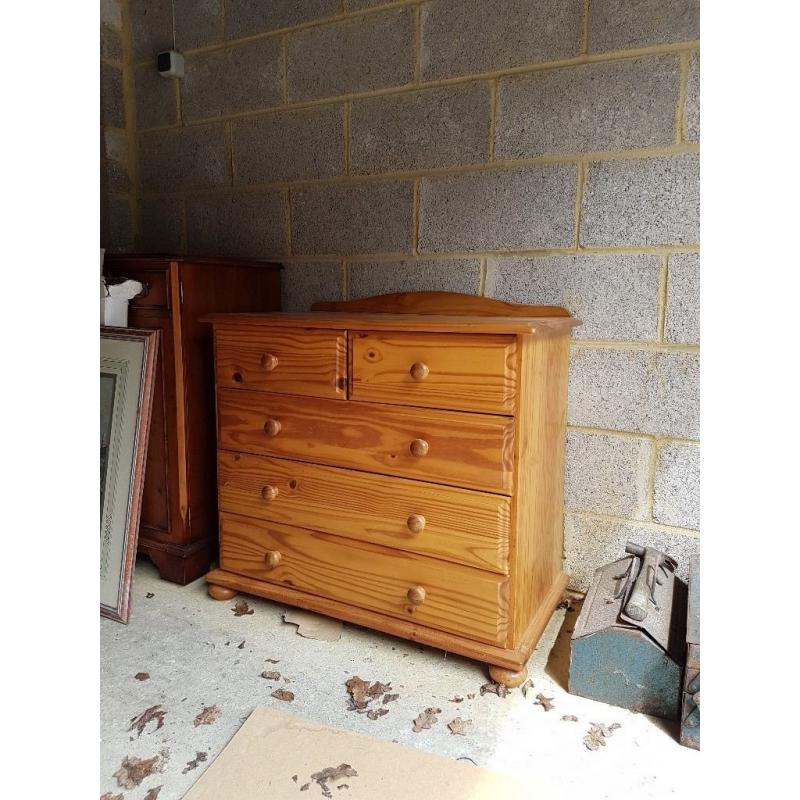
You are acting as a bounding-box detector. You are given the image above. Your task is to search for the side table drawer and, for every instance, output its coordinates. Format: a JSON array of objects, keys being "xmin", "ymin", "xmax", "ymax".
[
  {"xmin": 215, "ymin": 326, "xmax": 347, "ymax": 399},
  {"xmin": 218, "ymin": 451, "xmax": 510, "ymax": 573},
  {"xmin": 219, "ymin": 513, "xmax": 509, "ymax": 646},
  {"xmin": 217, "ymin": 389, "xmax": 514, "ymax": 494},
  {"xmin": 350, "ymin": 332, "xmax": 517, "ymax": 414}
]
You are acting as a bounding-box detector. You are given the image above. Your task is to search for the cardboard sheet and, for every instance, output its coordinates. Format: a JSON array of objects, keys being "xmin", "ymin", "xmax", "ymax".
[{"xmin": 184, "ymin": 706, "xmax": 559, "ymax": 799}]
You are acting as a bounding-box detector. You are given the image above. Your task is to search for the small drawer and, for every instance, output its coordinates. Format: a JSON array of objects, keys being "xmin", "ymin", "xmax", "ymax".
[
  {"xmin": 217, "ymin": 389, "xmax": 514, "ymax": 494},
  {"xmin": 218, "ymin": 451, "xmax": 510, "ymax": 573},
  {"xmin": 351, "ymin": 332, "xmax": 517, "ymax": 414},
  {"xmin": 215, "ymin": 326, "xmax": 347, "ymax": 399},
  {"xmin": 219, "ymin": 513, "xmax": 509, "ymax": 646},
  {"xmin": 127, "ymin": 270, "xmax": 169, "ymax": 309}
]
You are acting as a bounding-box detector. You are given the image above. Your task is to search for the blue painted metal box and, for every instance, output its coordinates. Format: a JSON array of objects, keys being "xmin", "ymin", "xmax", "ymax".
[{"xmin": 569, "ymin": 544, "xmax": 688, "ymax": 720}]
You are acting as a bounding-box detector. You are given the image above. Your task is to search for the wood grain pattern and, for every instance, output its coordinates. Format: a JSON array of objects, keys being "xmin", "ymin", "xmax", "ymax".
[
  {"xmin": 105, "ymin": 255, "xmax": 282, "ymax": 584},
  {"xmin": 217, "ymin": 389, "xmax": 515, "ymax": 494},
  {"xmin": 218, "ymin": 513, "xmax": 509, "ymax": 646},
  {"xmin": 312, "ymin": 291, "xmax": 571, "ymax": 318},
  {"xmin": 202, "ymin": 312, "xmax": 580, "ymax": 336},
  {"xmin": 215, "ymin": 326, "xmax": 346, "ymax": 399},
  {"xmin": 205, "ymin": 567, "xmax": 566, "ymax": 671},
  {"xmin": 510, "ymin": 333, "xmax": 571, "ymax": 642},
  {"xmin": 218, "ymin": 451, "xmax": 510, "ymax": 573},
  {"xmin": 350, "ymin": 332, "xmax": 517, "ymax": 414}
]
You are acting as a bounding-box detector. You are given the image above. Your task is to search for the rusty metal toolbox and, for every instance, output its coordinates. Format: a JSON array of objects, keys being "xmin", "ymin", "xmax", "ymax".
[
  {"xmin": 569, "ymin": 543, "xmax": 688, "ymax": 720},
  {"xmin": 680, "ymin": 555, "xmax": 700, "ymax": 749}
]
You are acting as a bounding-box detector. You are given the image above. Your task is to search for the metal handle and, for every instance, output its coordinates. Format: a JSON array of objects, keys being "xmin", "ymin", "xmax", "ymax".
[
  {"xmin": 406, "ymin": 585, "xmax": 426, "ymax": 606},
  {"xmin": 264, "ymin": 418, "xmax": 282, "ymax": 437},
  {"xmin": 264, "ymin": 550, "xmax": 282, "ymax": 570},
  {"xmin": 261, "ymin": 485, "xmax": 279, "ymax": 502},
  {"xmin": 409, "ymin": 362, "xmax": 429, "ymax": 381},
  {"xmin": 409, "ymin": 438, "xmax": 429, "ymax": 458},
  {"xmin": 406, "ymin": 514, "xmax": 426, "ymax": 534},
  {"xmin": 261, "ymin": 353, "xmax": 279, "ymax": 371}
]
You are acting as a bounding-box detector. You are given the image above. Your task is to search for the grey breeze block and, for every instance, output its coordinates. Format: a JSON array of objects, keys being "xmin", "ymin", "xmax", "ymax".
[
  {"xmin": 589, "ymin": 0, "xmax": 700, "ymax": 53},
  {"xmin": 181, "ymin": 38, "xmax": 283, "ymax": 121},
  {"xmin": 349, "ymin": 83, "xmax": 491, "ymax": 175},
  {"xmin": 568, "ymin": 347, "xmax": 700, "ymax": 439},
  {"xmin": 580, "ymin": 155, "xmax": 700, "ymax": 247},
  {"xmin": 485, "ymin": 254, "xmax": 661, "ymax": 342},
  {"xmin": 226, "ymin": 0, "xmax": 340, "ymax": 40},
  {"xmin": 421, "ymin": 0, "xmax": 583, "ymax": 81},
  {"xmin": 138, "ymin": 125, "xmax": 228, "ymax": 194},
  {"xmin": 684, "ymin": 51, "xmax": 700, "ymax": 143},
  {"xmin": 186, "ymin": 192, "xmax": 288, "ymax": 259},
  {"xmin": 495, "ymin": 55, "xmax": 680, "ymax": 159},
  {"xmin": 291, "ymin": 181, "xmax": 413, "ymax": 256},
  {"xmin": 565, "ymin": 513, "xmax": 699, "ymax": 592},
  {"xmin": 653, "ymin": 442, "xmax": 700, "ymax": 529},
  {"xmin": 281, "ymin": 262, "xmax": 343, "ymax": 313},
  {"xmin": 138, "ymin": 197, "xmax": 185, "ymax": 254},
  {"xmin": 348, "ymin": 260, "xmax": 482, "ymax": 300},
  {"xmin": 419, "ymin": 165, "xmax": 577, "ymax": 253},
  {"xmin": 665, "ymin": 252, "xmax": 700, "ymax": 344},
  {"xmin": 233, "ymin": 106, "xmax": 344, "ymax": 184},
  {"xmin": 565, "ymin": 430, "xmax": 653, "ymax": 519},
  {"xmin": 173, "ymin": 0, "xmax": 223, "ymax": 50},
  {"xmin": 287, "ymin": 8, "xmax": 415, "ymax": 103},
  {"xmin": 134, "ymin": 64, "xmax": 178, "ymax": 130}
]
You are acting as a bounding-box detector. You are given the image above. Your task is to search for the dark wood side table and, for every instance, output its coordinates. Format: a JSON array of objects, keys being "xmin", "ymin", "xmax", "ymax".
[{"xmin": 104, "ymin": 255, "xmax": 282, "ymax": 584}]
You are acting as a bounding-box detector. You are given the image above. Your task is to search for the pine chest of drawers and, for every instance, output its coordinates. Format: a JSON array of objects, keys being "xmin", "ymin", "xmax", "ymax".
[{"xmin": 205, "ymin": 292, "xmax": 580, "ymax": 685}]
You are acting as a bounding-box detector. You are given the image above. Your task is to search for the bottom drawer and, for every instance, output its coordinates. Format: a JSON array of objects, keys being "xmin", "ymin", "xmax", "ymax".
[{"xmin": 220, "ymin": 513, "xmax": 509, "ymax": 646}]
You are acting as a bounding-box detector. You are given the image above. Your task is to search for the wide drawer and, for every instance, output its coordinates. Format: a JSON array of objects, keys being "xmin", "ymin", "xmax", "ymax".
[
  {"xmin": 350, "ymin": 332, "xmax": 517, "ymax": 414},
  {"xmin": 218, "ymin": 451, "xmax": 510, "ymax": 573},
  {"xmin": 217, "ymin": 388, "xmax": 514, "ymax": 494},
  {"xmin": 219, "ymin": 512, "xmax": 509, "ymax": 646},
  {"xmin": 215, "ymin": 326, "xmax": 347, "ymax": 399}
]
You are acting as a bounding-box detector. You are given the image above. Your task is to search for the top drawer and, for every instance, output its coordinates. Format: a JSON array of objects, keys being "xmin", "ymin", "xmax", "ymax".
[
  {"xmin": 351, "ymin": 332, "xmax": 518, "ymax": 414},
  {"xmin": 215, "ymin": 326, "xmax": 347, "ymax": 399}
]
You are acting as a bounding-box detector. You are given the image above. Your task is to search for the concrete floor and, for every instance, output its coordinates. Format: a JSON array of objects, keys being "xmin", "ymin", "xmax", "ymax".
[{"xmin": 101, "ymin": 559, "xmax": 700, "ymax": 800}]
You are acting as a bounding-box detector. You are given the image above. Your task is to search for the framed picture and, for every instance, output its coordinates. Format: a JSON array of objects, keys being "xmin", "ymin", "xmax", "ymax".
[{"xmin": 101, "ymin": 327, "xmax": 159, "ymax": 623}]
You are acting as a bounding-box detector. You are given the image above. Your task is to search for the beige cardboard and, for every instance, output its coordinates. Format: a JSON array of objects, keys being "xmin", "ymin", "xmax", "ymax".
[
  {"xmin": 283, "ymin": 609, "xmax": 343, "ymax": 642},
  {"xmin": 184, "ymin": 706, "xmax": 560, "ymax": 800}
]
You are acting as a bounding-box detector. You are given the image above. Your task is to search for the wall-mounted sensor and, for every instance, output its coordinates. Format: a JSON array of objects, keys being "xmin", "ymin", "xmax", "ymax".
[{"xmin": 157, "ymin": 50, "xmax": 184, "ymax": 78}]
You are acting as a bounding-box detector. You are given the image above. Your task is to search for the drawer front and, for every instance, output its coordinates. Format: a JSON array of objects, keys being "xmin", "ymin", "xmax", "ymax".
[
  {"xmin": 218, "ymin": 451, "xmax": 510, "ymax": 573},
  {"xmin": 350, "ymin": 332, "xmax": 517, "ymax": 414},
  {"xmin": 217, "ymin": 388, "xmax": 514, "ymax": 494},
  {"xmin": 219, "ymin": 513, "xmax": 509, "ymax": 645},
  {"xmin": 215, "ymin": 326, "xmax": 347, "ymax": 399}
]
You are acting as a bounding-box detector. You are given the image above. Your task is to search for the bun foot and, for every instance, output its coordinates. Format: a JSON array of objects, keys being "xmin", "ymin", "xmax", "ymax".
[
  {"xmin": 208, "ymin": 584, "xmax": 237, "ymax": 601},
  {"xmin": 488, "ymin": 664, "xmax": 528, "ymax": 688}
]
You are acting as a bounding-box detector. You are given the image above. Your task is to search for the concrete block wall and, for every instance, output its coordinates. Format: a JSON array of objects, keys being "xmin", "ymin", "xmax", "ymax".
[
  {"xmin": 127, "ymin": 0, "xmax": 700, "ymax": 591},
  {"xmin": 101, "ymin": 0, "xmax": 136, "ymax": 252}
]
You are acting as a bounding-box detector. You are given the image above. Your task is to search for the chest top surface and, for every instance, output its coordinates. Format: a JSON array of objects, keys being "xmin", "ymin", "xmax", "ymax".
[{"xmin": 203, "ymin": 291, "xmax": 580, "ymax": 335}]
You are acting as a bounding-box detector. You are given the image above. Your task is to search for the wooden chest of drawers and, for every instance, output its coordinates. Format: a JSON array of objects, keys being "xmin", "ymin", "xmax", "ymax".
[{"xmin": 205, "ymin": 292, "xmax": 579, "ymax": 685}]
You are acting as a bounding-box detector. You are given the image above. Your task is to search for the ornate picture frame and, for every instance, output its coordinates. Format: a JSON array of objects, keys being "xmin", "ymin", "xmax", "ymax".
[{"xmin": 100, "ymin": 327, "xmax": 159, "ymax": 623}]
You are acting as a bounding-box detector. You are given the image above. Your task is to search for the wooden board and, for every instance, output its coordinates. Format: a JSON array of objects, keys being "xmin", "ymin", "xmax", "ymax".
[
  {"xmin": 202, "ymin": 311, "xmax": 581, "ymax": 335},
  {"xmin": 217, "ymin": 388, "xmax": 514, "ymax": 494},
  {"xmin": 183, "ymin": 707, "xmax": 552, "ymax": 800},
  {"xmin": 350, "ymin": 331, "xmax": 517, "ymax": 414},
  {"xmin": 219, "ymin": 513, "xmax": 509, "ymax": 646},
  {"xmin": 510, "ymin": 333, "xmax": 571, "ymax": 643},
  {"xmin": 218, "ymin": 451, "xmax": 510, "ymax": 573},
  {"xmin": 215, "ymin": 326, "xmax": 347, "ymax": 399}
]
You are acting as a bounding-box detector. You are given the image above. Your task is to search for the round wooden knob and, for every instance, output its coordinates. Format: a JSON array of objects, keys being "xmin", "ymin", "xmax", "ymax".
[
  {"xmin": 264, "ymin": 550, "xmax": 282, "ymax": 569},
  {"xmin": 261, "ymin": 353, "xmax": 278, "ymax": 371},
  {"xmin": 406, "ymin": 514, "xmax": 426, "ymax": 534},
  {"xmin": 409, "ymin": 362, "xmax": 429, "ymax": 381},
  {"xmin": 409, "ymin": 438, "xmax": 429, "ymax": 458},
  {"xmin": 261, "ymin": 485, "xmax": 279, "ymax": 502},
  {"xmin": 406, "ymin": 585, "xmax": 426, "ymax": 606},
  {"xmin": 264, "ymin": 418, "xmax": 282, "ymax": 437}
]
